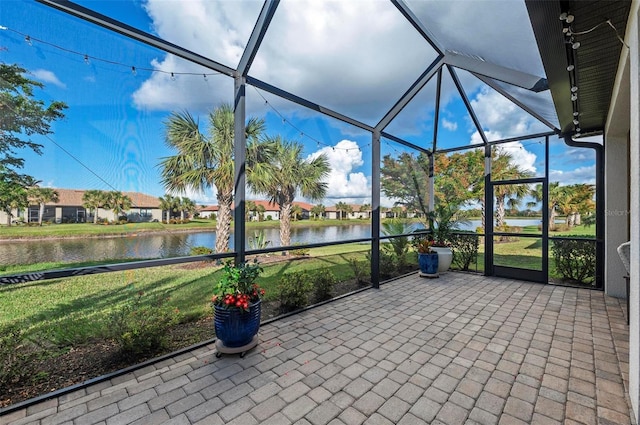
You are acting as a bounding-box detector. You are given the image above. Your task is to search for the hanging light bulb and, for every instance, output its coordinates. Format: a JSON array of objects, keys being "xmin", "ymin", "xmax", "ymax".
[
  {"xmin": 566, "ymin": 14, "xmax": 574, "ymax": 24},
  {"xmin": 573, "ymin": 111, "xmax": 580, "ymax": 117},
  {"xmin": 170, "ymin": 72, "xmax": 176, "ymax": 81},
  {"xmin": 572, "ymin": 40, "xmax": 581, "ymax": 49},
  {"xmin": 25, "ymin": 35, "xmax": 32, "ymax": 46},
  {"xmin": 575, "ymin": 126, "xmax": 581, "ymax": 132},
  {"xmin": 131, "ymin": 66, "xmax": 137, "ymax": 76},
  {"xmin": 84, "ymin": 54, "xmax": 90, "ymax": 65}
]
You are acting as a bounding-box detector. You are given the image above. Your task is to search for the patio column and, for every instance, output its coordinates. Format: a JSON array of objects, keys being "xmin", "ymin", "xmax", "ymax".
[
  {"xmin": 234, "ymin": 75, "xmax": 247, "ymax": 264},
  {"xmin": 604, "ymin": 134, "xmax": 629, "ymax": 298},
  {"xmin": 371, "ymin": 130, "xmax": 381, "ymax": 289},
  {"xmin": 628, "ymin": 3, "xmax": 640, "ymax": 420}
]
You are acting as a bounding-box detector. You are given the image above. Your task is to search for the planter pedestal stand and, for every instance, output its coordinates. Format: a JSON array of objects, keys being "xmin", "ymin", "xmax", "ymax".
[
  {"xmin": 418, "ymin": 271, "xmax": 439, "ymax": 278},
  {"xmin": 215, "ymin": 335, "xmax": 259, "ymax": 358}
]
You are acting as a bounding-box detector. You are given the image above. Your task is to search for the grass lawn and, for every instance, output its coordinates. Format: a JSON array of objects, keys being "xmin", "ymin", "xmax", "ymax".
[{"xmin": 0, "ymin": 243, "xmax": 371, "ymax": 346}]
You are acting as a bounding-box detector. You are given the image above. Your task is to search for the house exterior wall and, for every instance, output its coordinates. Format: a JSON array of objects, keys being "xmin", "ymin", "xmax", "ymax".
[{"xmin": 626, "ymin": 2, "xmax": 640, "ymax": 420}]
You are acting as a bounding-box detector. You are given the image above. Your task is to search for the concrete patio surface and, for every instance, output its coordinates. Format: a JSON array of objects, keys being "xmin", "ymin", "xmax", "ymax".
[{"xmin": 1, "ymin": 272, "xmax": 632, "ymax": 425}]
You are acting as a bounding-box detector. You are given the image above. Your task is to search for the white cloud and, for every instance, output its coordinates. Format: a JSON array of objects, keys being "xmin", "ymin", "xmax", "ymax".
[
  {"xmin": 471, "ymin": 130, "xmax": 537, "ymax": 173},
  {"xmin": 441, "ymin": 119, "xmax": 458, "ymax": 131},
  {"xmin": 307, "ymin": 139, "xmax": 370, "ymax": 202},
  {"xmin": 31, "ymin": 69, "xmax": 66, "ymax": 89},
  {"xmin": 549, "ymin": 165, "xmax": 596, "ymax": 185}
]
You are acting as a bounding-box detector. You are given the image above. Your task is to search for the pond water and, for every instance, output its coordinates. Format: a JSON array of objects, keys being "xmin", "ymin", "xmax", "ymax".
[{"xmin": 0, "ymin": 218, "xmax": 548, "ymax": 266}]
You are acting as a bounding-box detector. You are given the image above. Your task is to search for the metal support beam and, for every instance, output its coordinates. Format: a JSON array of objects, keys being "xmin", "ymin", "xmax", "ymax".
[
  {"xmin": 564, "ymin": 135, "xmax": 605, "ymax": 289},
  {"xmin": 473, "ymin": 73, "xmax": 558, "ymax": 131},
  {"xmin": 428, "ymin": 154, "xmax": 435, "ymax": 213},
  {"xmin": 484, "ymin": 144, "xmax": 493, "ymax": 275},
  {"xmin": 371, "ymin": 130, "xmax": 381, "ymax": 289},
  {"xmin": 448, "ymin": 65, "xmax": 489, "ymax": 144},
  {"xmin": 237, "ymin": 0, "xmax": 279, "ymax": 76},
  {"xmin": 246, "ymin": 76, "xmax": 375, "ymax": 133},
  {"xmin": 380, "ymin": 131, "xmax": 431, "ymax": 155},
  {"xmin": 390, "ymin": 0, "xmax": 444, "ymax": 56},
  {"xmin": 234, "ymin": 76, "xmax": 247, "ymax": 264},
  {"xmin": 37, "ymin": 0, "xmax": 236, "ymax": 77},
  {"xmin": 376, "ymin": 56, "xmax": 445, "ymax": 131},
  {"xmin": 432, "ymin": 69, "xmax": 443, "ymax": 152},
  {"xmin": 445, "ymin": 51, "xmax": 548, "ymax": 92}
]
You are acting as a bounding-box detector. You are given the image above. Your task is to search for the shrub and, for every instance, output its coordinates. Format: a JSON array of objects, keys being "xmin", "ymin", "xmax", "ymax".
[
  {"xmin": 450, "ymin": 232, "xmax": 479, "ymax": 271},
  {"xmin": 279, "ymin": 271, "xmax": 312, "ymax": 313},
  {"xmin": 107, "ymin": 290, "xmax": 179, "ymax": 358},
  {"xmin": 0, "ymin": 324, "xmax": 36, "ymax": 389},
  {"xmin": 311, "ymin": 269, "xmax": 336, "ymax": 302},
  {"xmin": 290, "ymin": 244, "xmax": 310, "ymax": 256},
  {"xmin": 190, "ymin": 246, "xmax": 214, "ymax": 256},
  {"xmin": 551, "ymin": 237, "xmax": 596, "ymax": 284},
  {"xmin": 367, "ymin": 250, "xmax": 396, "ymax": 279},
  {"xmin": 348, "ymin": 258, "xmax": 369, "ymax": 285}
]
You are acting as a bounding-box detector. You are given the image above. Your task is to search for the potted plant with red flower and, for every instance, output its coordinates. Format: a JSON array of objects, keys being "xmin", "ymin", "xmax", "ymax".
[
  {"xmin": 415, "ymin": 237, "xmax": 439, "ymax": 277},
  {"xmin": 212, "ymin": 260, "xmax": 265, "ymax": 357}
]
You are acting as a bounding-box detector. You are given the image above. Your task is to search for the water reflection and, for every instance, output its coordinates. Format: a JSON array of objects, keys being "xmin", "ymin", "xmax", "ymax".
[{"xmin": 0, "ymin": 224, "xmax": 373, "ymax": 266}]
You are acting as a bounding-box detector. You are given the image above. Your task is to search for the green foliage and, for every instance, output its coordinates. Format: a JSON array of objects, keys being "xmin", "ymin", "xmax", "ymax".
[
  {"xmin": 0, "ymin": 323, "xmax": 38, "ymax": 388},
  {"xmin": 381, "ymin": 220, "xmax": 414, "ymax": 270},
  {"xmin": 551, "ymin": 237, "xmax": 596, "ymax": 284},
  {"xmin": 366, "ymin": 250, "xmax": 397, "ymax": 279},
  {"xmin": 107, "ymin": 290, "xmax": 179, "ymax": 357},
  {"xmin": 212, "ymin": 261, "xmax": 264, "ymax": 311},
  {"xmin": 278, "ymin": 271, "xmax": 313, "ymax": 313},
  {"xmin": 348, "ymin": 258, "xmax": 369, "ymax": 285},
  {"xmin": 290, "ymin": 244, "xmax": 310, "ymax": 256},
  {"xmin": 311, "ymin": 269, "xmax": 336, "ymax": 301},
  {"xmin": 248, "ymin": 230, "xmax": 271, "ymax": 250},
  {"xmin": 190, "ymin": 246, "xmax": 214, "ymax": 256},
  {"xmin": 450, "ymin": 232, "xmax": 479, "ymax": 271}
]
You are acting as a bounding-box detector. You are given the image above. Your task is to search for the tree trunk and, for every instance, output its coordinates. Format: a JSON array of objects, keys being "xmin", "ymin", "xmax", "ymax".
[
  {"xmin": 495, "ymin": 196, "xmax": 506, "ymax": 228},
  {"xmin": 215, "ymin": 191, "xmax": 233, "ymax": 254},
  {"xmin": 94, "ymin": 208, "xmax": 99, "ymax": 224},
  {"xmin": 38, "ymin": 203, "xmax": 44, "ymax": 226},
  {"xmin": 549, "ymin": 206, "xmax": 557, "ymax": 231},
  {"xmin": 479, "ymin": 200, "xmax": 486, "ymax": 231},
  {"xmin": 280, "ymin": 202, "xmax": 292, "ymax": 252},
  {"xmin": 575, "ymin": 213, "xmax": 581, "ymax": 225},
  {"xmin": 180, "ymin": 211, "xmax": 185, "ymax": 221},
  {"xmin": 6, "ymin": 211, "xmax": 11, "ymax": 226}
]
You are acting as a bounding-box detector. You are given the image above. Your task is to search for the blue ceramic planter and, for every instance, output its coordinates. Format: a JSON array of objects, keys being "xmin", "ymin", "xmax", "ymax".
[
  {"xmin": 418, "ymin": 253, "xmax": 439, "ymax": 275},
  {"xmin": 214, "ymin": 300, "xmax": 261, "ymax": 348}
]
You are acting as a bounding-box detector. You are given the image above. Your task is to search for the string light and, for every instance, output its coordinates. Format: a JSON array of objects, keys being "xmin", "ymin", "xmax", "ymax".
[
  {"xmin": 252, "ymin": 86, "xmax": 370, "ymax": 153},
  {"xmin": 2, "ymin": 26, "xmax": 222, "ymax": 79},
  {"xmin": 170, "ymin": 72, "xmax": 176, "ymax": 81},
  {"xmin": 131, "ymin": 66, "xmax": 136, "ymax": 76}
]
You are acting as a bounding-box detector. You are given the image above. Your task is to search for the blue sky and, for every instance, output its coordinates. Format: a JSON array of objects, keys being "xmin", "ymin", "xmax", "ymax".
[{"xmin": 0, "ymin": 0, "xmax": 595, "ymax": 207}]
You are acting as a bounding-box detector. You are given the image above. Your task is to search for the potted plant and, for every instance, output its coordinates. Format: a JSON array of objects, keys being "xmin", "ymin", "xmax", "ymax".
[
  {"xmin": 415, "ymin": 237, "xmax": 439, "ymax": 277},
  {"xmin": 427, "ymin": 204, "xmax": 469, "ymax": 273},
  {"xmin": 212, "ymin": 260, "xmax": 265, "ymax": 357}
]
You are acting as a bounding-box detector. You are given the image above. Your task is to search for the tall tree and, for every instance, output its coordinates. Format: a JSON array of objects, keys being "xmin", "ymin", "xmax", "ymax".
[
  {"xmin": 158, "ymin": 194, "xmax": 178, "ymax": 223},
  {"xmin": 83, "ymin": 189, "xmax": 108, "ymax": 224},
  {"xmin": 106, "ymin": 191, "xmax": 132, "ymax": 220},
  {"xmin": 245, "ymin": 200, "xmax": 257, "ymax": 221},
  {"xmin": 291, "ymin": 204, "xmax": 303, "ymax": 221},
  {"xmin": 0, "ymin": 63, "xmax": 66, "ymax": 224},
  {"xmin": 252, "ymin": 136, "xmax": 330, "ymax": 250},
  {"xmin": 158, "ymin": 104, "xmax": 266, "ymax": 253},
  {"xmin": 311, "ymin": 204, "xmax": 325, "ymax": 220},
  {"xmin": 28, "ymin": 187, "xmax": 59, "ymax": 226},
  {"xmin": 335, "ymin": 202, "xmax": 351, "ymax": 220},
  {"xmin": 359, "ymin": 203, "xmax": 371, "ymax": 218},
  {"xmin": 178, "ymin": 197, "xmax": 196, "ymax": 221}
]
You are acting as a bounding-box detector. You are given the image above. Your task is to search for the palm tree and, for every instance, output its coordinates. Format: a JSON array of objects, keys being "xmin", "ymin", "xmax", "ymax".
[
  {"xmin": 335, "ymin": 202, "xmax": 351, "ymax": 220},
  {"xmin": 158, "ymin": 194, "xmax": 178, "ymax": 223},
  {"xmin": 83, "ymin": 189, "xmax": 107, "ymax": 224},
  {"xmin": 28, "ymin": 187, "xmax": 59, "ymax": 226},
  {"xmin": 178, "ymin": 197, "xmax": 196, "ymax": 221},
  {"xmin": 359, "ymin": 203, "xmax": 371, "ymax": 219},
  {"xmin": 245, "ymin": 200, "xmax": 256, "ymax": 221},
  {"xmin": 311, "ymin": 204, "xmax": 325, "ymax": 220},
  {"xmin": 252, "ymin": 136, "xmax": 330, "ymax": 250},
  {"xmin": 106, "ymin": 191, "xmax": 132, "ymax": 220},
  {"xmin": 530, "ymin": 182, "xmax": 564, "ymax": 231},
  {"xmin": 291, "ymin": 204, "xmax": 303, "ymax": 221},
  {"xmin": 158, "ymin": 104, "xmax": 266, "ymax": 254},
  {"xmin": 255, "ymin": 204, "xmax": 266, "ymax": 222}
]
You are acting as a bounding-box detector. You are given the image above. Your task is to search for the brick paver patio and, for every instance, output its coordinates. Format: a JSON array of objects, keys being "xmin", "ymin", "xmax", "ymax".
[{"xmin": 1, "ymin": 272, "xmax": 632, "ymax": 425}]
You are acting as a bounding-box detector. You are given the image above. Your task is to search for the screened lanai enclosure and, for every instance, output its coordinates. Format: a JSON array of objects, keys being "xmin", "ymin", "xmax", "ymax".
[
  {"xmin": 0, "ymin": 0, "xmax": 613, "ymax": 287},
  {"xmin": 2, "ymin": 0, "xmax": 639, "ymax": 418}
]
